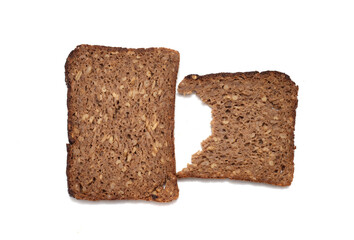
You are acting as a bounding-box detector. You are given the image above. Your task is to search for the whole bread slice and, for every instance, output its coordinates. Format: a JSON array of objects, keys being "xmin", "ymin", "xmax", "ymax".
[
  {"xmin": 65, "ymin": 44, "xmax": 179, "ymax": 201},
  {"xmin": 177, "ymin": 71, "xmax": 298, "ymax": 186}
]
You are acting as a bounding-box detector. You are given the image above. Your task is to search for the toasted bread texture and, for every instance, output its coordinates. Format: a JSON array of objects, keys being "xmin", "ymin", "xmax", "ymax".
[
  {"xmin": 66, "ymin": 45, "xmax": 179, "ymax": 201},
  {"xmin": 177, "ymin": 71, "xmax": 298, "ymax": 186}
]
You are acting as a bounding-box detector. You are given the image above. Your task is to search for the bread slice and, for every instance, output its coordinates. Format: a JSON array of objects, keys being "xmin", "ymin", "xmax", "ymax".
[
  {"xmin": 177, "ymin": 71, "xmax": 298, "ymax": 186},
  {"xmin": 65, "ymin": 45, "xmax": 179, "ymax": 201}
]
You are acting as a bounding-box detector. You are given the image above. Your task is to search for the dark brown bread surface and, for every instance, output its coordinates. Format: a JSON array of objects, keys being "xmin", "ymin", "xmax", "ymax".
[
  {"xmin": 65, "ymin": 45, "xmax": 179, "ymax": 201},
  {"xmin": 177, "ymin": 71, "xmax": 298, "ymax": 186}
]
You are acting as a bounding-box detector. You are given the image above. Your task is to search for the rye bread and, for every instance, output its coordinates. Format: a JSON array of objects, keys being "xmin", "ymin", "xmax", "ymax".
[
  {"xmin": 65, "ymin": 44, "xmax": 179, "ymax": 201},
  {"xmin": 177, "ymin": 71, "xmax": 298, "ymax": 186}
]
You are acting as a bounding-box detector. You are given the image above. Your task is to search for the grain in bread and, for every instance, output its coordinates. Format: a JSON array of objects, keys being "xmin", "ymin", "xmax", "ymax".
[
  {"xmin": 177, "ymin": 71, "xmax": 298, "ymax": 186},
  {"xmin": 65, "ymin": 44, "xmax": 179, "ymax": 201}
]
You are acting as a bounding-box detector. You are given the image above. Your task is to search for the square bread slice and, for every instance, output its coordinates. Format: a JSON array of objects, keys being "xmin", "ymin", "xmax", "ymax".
[
  {"xmin": 177, "ymin": 71, "xmax": 298, "ymax": 186},
  {"xmin": 65, "ymin": 45, "xmax": 179, "ymax": 201}
]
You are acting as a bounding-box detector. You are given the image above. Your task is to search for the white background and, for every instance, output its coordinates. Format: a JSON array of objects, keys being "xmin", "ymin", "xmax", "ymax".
[{"xmin": 1, "ymin": 0, "xmax": 353, "ymax": 239}]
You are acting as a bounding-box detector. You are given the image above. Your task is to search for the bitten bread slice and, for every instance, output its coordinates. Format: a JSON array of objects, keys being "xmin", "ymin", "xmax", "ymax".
[
  {"xmin": 177, "ymin": 71, "xmax": 298, "ymax": 186},
  {"xmin": 66, "ymin": 44, "xmax": 179, "ymax": 201}
]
